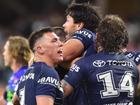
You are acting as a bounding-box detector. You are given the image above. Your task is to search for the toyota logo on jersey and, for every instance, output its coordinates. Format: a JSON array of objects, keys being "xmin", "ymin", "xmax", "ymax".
[{"xmin": 93, "ymin": 60, "xmax": 106, "ymax": 67}]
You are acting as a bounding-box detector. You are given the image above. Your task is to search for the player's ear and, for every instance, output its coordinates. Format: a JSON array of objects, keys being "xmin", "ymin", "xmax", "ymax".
[
  {"xmin": 35, "ymin": 44, "xmax": 44, "ymax": 54},
  {"xmin": 76, "ymin": 22, "xmax": 84, "ymax": 30}
]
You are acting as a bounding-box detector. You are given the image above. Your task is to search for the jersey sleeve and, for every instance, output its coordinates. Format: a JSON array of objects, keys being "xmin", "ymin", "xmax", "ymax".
[
  {"xmin": 134, "ymin": 52, "xmax": 140, "ymax": 65},
  {"xmin": 64, "ymin": 59, "xmax": 87, "ymax": 89},
  {"xmin": 72, "ymin": 28, "xmax": 96, "ymax": 50},
  {"xmin": 36, "ymin": 70, "xmax": 60, "ymax": 99}
]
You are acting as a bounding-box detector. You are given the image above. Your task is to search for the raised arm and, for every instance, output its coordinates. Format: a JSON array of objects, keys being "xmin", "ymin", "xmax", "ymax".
[{"xmin": 63, "ymin": 39, "xmax": 84, "ymax": 62}]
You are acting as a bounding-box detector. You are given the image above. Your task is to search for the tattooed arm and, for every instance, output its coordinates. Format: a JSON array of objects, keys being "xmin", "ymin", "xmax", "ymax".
[{"xmin": 61, "ymin": 80, "xmax": 74, "ymax": 97}]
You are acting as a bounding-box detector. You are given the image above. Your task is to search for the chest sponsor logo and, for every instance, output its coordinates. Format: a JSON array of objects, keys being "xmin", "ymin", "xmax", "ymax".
[
  {"xmin": 38, "ymin": 77, "xmax": 60, "ymax": 87},
  {"xmin": 93, "ymin": 60, "xmax": 106, "ymax": 67}
]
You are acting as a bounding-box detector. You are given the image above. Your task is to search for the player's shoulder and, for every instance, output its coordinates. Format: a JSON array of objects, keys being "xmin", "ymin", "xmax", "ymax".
[
  {"xmin": 125, "ymin": 51, "xmax": 136, "ymax": 58},
  {"xmin": 73, "ymin": 53, "xmax": 111, "ymax": 73},
  {"xmin": 74, "ymin": 28, "xmax": 96, "ymax": 39},
  {"xmin": 30, "ymin": 62, "xmax": 59, "ymax": 77},
  {"xmin": 75, "ymin": 28, "xmax": 94, "ymax": 34},
  {"xmin": 75, "ymin": 54, "xmax": 98, "ymax": 70},
  {"xmin": 32, "ymin": 62, "xmax": 51, "ymax": 70},
  {"xmin": 77, "ymin": 54, "xmax": 95, "ymax": 62},
  {"xmin": 125, "ymin": 51, "xmax": 140, "ymax": 65},
  {"xmin": 134, "ymin": 51, "xmax": 140, "ymax": 57},
  {"xmin": 91, "ymin": 52, "xmax": 133, "ymax": 64},
  {"xmin": 15, "ymin": 66, "xmax": 28, "ymax": 78},
  {"xmin": 125, "ymin": 51, "xmax": 140, "ymax": 57}
]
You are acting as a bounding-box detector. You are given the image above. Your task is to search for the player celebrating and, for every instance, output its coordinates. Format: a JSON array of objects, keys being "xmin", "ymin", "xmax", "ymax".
[
  {"xmin": 61, "ymin": 3, "xmax": 101, "ymax": 105},
  {"xmin": 62, "ymin": 15, "xmax": 139, "ymax": 105},
  {"xmin": 62, "ymin": 3, "xmax": 101, "ymax": 68},
  {"xmin": 13, "ymin": 27, "xmax": 64, "ymax": 105}
]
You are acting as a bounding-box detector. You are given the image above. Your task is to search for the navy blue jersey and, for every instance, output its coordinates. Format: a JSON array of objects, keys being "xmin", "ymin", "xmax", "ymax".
[
  {"xmin": 64, "ymin": 52, "xmax": 139, "ymax": 105},
  {"xmin": 64, "ymin": 82, "xmax": 88, "ymax": 105},
  {"xmin": 56, "ymin": 28, "xmax": 96, "ymax": 80},
  {"xmin": 16, "ymin": 62, "xmax": 63, "ymax": 105},
  {"xmin": 72, "ymin": 28, "xmax": 96, "ymax": 56},
  {"xmin": 125, "ymin": 51, "xmax": 140, "ymax": 66},
  {"xmin": 125, "ymin": 51, "xmax": 140, "ymax": 105},
  {"xmin": 64, "ymin": 28, "xmax": 96, "ymax": 105}
]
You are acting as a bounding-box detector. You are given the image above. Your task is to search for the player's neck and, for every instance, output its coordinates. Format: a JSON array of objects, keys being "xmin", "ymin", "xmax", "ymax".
[
  {"xmin": 11, "ymin": 61, "xmax": 23, "ymax": 73},
  {"xmin": 33, "ymin": 54, "xmax": 55, "ymax": 68}
]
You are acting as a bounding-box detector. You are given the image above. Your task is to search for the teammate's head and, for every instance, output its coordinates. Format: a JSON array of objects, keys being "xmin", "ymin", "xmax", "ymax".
[
  {"xmin": 52, "ymin": 26, "xmax": 67, "ymax": 42},
  {"xmin": 96, "ymin": 15, "xmax": 128, "ymax": 52},
  {"xmin": 63, "ymin": 3, "xmax": 100, "ymax": 35},
  {"xmin": 28, "ymin": 27, "xmax": 63, "ymax": 66},
  {"xmin": 3, "ymin": 36, "xmax": 32, "ymax": 67}
]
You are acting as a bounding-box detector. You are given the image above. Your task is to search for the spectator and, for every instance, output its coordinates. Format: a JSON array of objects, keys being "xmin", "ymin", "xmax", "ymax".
[{"xmin": 1, "ymin": 36, "xmax": 32, "ymax": 105}]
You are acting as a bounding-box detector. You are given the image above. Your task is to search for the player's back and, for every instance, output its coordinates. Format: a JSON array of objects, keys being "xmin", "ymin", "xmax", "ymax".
[{"xmin": 83, "ymin": 52, "xmax": 139, "ymax": 105}]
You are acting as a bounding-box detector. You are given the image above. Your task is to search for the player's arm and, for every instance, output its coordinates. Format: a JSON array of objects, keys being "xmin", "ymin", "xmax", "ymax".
[
  {"xmin": 61, "ymin": 80, "xmax": 74, "ymax": 97},
  {"xmin": 62, "ymin": 29, "xmax": 94, "ymax": 69},
  {"xmin": 63, "ymin": 39, "xmax": 84, "ymax": 62},
  {"xmin": 61, "ymin": 39, "xmax": 84, "ymax": 69},
  {"xmin": 61, "ymin": 59, "xmax": 86, "ymax": 97},
  {"xmin": 36, "ymin": 96, "xmax": 54, "ymax": 105},
  {"xmin": 12, "ymin": 94, "xmax": 20, "ymax": 105},
  {"xmin": 36, "ymin": 66, "xmax": 63, "ymax": 105}
]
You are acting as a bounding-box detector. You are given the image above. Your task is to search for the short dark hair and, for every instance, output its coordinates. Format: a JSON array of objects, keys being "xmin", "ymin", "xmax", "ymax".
[
  {"xmin": 66, "ymin": 3, "xmax": 101, "ymax": 32},
  {"xmin": 96, "ymin": 15, "xmax": 128, "ymax": 52},
  {"xmin": 28, "ymin": 27, "xmax": 53, "ymax": 51},
  {"xmin": 52, "ymin": 26, "xmax": 67, "ymax": 42}
]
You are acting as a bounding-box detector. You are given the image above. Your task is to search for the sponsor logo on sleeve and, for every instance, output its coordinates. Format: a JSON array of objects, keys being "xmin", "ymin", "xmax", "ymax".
[
  {"xmin": 75, "ymin": 30, "xmax": 92, "ymax": 39},
  {"xmin": 70, "ymin": 64, "xmax": 80, "ymax": 72},
  {"xmin": 135, "ymin": 54, "xmax": 140, "ymax": 63}
]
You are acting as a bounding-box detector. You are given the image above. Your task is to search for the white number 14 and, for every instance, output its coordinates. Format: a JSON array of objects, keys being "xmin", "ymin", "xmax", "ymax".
[{"xmin": 97, "ymin": 70, "xmax": 134, "ymax": 98}]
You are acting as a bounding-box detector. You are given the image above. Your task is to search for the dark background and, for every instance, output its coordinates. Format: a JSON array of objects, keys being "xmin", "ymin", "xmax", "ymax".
[{"xmin": 0, "ymin": 0, "xmax": 140, "ymax": 96}]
